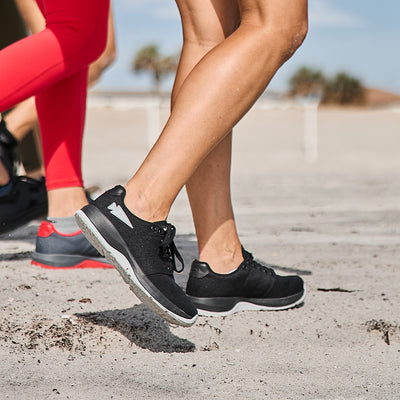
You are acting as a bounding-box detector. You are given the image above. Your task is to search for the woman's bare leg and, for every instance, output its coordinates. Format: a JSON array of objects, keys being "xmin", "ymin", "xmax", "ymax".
[
  {"xmin": 171, "ymin": 0, "xmax": 243, "ymax": 273},
  {"xmin": 3, "ymin": 98, "xmax": 38, "ymax": 142},
  {"xmin": 14, "ymin": 0, "xmax": 45, "ymax": 34},
  {"xmin": 0, "ymin": 162, "xmax": 9, "ymax": 185},
  {"xmin": 124, "ymin": 0, "xmax": 308, "ymax": 225}
]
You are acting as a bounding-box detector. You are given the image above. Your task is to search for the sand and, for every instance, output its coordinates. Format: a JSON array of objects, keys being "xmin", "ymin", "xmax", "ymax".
[{"xmin": 1, "ymin": 98, "xmax": 399, "ymax": 400}]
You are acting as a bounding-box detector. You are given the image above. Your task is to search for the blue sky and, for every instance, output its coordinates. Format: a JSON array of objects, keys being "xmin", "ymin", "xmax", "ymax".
[{"xmin": 98, "ymin": 0, "xmax": 400, "ymax": 94}]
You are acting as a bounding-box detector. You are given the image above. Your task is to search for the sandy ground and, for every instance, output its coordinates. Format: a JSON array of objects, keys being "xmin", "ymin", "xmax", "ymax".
[{"xmin": 1, "ymin": 99, "xmax": 399, "ymax": 400}]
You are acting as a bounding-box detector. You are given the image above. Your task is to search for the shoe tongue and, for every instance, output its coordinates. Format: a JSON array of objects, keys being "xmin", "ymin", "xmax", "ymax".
[{"xmin": 152, "ymin": 220, "xmax": 168, "ymax": 229}]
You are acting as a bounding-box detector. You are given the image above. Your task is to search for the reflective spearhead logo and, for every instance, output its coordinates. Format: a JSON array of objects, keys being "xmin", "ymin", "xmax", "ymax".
[{"xmin": 107, "ymin": 202, "xmax": 133, "ymax": 229}]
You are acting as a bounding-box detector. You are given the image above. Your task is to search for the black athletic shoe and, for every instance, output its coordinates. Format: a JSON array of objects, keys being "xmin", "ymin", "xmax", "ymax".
[
  {"xmin": 0, "ymin": 119, "xmax": 18, "ymax": 177},
  {"xmin": 75, "ymin": 185, "xmax": 198, "ymax": 327},
  {"xmin": 186, "ymin": 248, "xmax": 306, "ymax": 316},
  {"xmin": 31, "ymin": 220, "xmax": 113, "ymax": 270},
  {"xmin": 0, "ymin": 176, "xmax": 48, "ymax": 235}
]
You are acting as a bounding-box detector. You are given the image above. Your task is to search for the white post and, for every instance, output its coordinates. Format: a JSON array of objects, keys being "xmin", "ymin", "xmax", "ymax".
[
  {"xmin": 302, "ymin": 98, "xmax": 319, "ymax": 163},
  {"xmin": 145, "ymin": 96, "xmax": 161, "ymax": 150}
]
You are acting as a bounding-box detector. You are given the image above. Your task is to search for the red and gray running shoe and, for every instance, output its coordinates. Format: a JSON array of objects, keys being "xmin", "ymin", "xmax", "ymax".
[{"xmin": 31, "ymin": 220, "xmax": 113, "ymax": 270}]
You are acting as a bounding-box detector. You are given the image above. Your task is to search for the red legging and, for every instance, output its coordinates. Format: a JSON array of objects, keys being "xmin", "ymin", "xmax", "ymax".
[{"xmin": 0, "ymin": 0, "xmax": 109, "ymax": 190}]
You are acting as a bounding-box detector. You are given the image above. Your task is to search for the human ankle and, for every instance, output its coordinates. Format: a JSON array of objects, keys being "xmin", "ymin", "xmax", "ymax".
[
  {"xmin": 199, "ymin": 244, "xmax": 243, "ymax": 274},
  {"xmin": 123, "ymin": 184, "xmax": 170, "ymax": 222},
  {"xmin": 0, "ymin": 162, "xmax": 10, "ymax": 185},
  {"xmin": 48, "ymin": 187, "xmax": 88, "ymax": 218}
]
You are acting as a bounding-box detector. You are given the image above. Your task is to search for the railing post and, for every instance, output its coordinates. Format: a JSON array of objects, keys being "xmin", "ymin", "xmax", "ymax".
[{"xmin": 300, "ymin": 96, "xmax": 320, "ymax": 163}]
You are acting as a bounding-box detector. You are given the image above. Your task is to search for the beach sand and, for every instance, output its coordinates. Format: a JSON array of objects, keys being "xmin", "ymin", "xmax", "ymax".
[{"xmin": 1, "ymin": 99, "xmax": 399, "ymax": 399}]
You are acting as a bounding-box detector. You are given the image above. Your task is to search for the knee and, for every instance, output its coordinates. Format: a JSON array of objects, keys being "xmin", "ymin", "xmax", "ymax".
[
  {"xmin": 278, "ymin": 21, "xmax": 308, "ymax": 62},
  {"xmin": 242, "ymin": 8, "xmax": 308, "ymax": 64},
  {"xmin": 261, "ymin": 20, "xmax": 308, "ymax": 64}
]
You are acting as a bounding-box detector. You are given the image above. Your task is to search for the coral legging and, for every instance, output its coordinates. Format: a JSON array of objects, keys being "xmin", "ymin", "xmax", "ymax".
[{"xmin": 0, "ymin": 0, "xmax": 109, "ymax": 190}]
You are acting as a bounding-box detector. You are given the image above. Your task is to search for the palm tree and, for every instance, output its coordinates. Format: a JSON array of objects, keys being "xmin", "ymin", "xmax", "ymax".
[
  {"xmin": 289, "ymin": 66, "xmax": 326, "ymax": 98},
  {"xmin": 289, "ymin": 67, "xmax": 366, "ymax": 105},
  {"xmin": 132, "ymin": 44, "xmax": 178, "ymax": 93},
  {"xmin": 323, "ymin": 72, "xmax": 365, "ymax": 105}
]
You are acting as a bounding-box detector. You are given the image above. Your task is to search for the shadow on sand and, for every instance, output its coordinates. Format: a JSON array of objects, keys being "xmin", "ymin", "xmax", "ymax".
[
  {"xmin": 76, "ymin": 304, "xmax": 195, "ymax": 353},
  {"xmin": 0, "ymin": 250, "xmax": 33, "ymax": 261}
]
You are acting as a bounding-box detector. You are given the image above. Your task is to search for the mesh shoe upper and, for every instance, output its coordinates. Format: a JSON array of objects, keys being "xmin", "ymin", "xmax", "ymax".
[
  {"xmin": 35, "ymin": 221, "xmax": 104, "ymax": 257},
  {"xmin": 0, "ymin": 176, "xmax": 48, "ymax": 235},
  {"xmin": 32, "ymin": 220, "xmax": 113, "ymax": 269},
  {"xmin": 186, "ymin": 248, "xmax": 304, "ymax": 300},
  {"xmin": 80, "ymin": 185, "xmax": 197, "ymax": 321}
]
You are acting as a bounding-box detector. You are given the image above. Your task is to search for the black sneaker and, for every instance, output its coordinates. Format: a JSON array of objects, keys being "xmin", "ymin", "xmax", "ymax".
[
  {"xmin": 31, "ymin": 220, "xmax": 113, "ymax": 270},
  {"xmin": 186, "ymin": 248, "xmax": 306, "ymax": 316},
  {"xmin": 75, "ymin": 185, "xmax": 198, "ymax": 327},
  {"xmin": 0, "ymin": 119, "xmax": 18, "ymax": 177},
  {"xmin": 0, "ymin": 176, "xmax": 48, "ymax": 235}
]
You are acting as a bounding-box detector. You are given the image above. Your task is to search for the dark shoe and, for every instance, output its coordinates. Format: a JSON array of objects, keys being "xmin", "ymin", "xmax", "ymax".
[
  {"xmin": 31, "ymin": 220, "xmax": 113, "ymax": 269},
  {"xmin": 0, "ymin": 176, "xmax": 48, "ymax": 235},
  {"xmin": 0, "ymin": 119, "xmax": 18, "ymax": 177},
  {"xmin": 75, "ymin": 185, "xmax": 198, "ymax": 327},
  {"xmin": 186, "ymin": 248, "xmax": 306, "ymax": 316}
]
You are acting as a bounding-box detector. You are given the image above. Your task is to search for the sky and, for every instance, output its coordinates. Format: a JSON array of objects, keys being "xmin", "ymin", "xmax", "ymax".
[{"xmin": 97, "ymin": 0, "xmax": 400, "ymax": 94}]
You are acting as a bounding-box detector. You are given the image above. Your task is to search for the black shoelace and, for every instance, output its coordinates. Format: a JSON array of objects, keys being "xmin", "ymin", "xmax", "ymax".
[
  {"xmin": 242, "ymin": 250, "xmax": 276, "ymax": 277},
  {"xmin": 153, "ymin": 223, "xmax": 184, "ymax": 273}
]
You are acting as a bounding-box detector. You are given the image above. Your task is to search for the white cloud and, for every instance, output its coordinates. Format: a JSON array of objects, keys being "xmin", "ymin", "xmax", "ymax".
[{"xmin": 309, "ymin": 0, "xmax": 364, "ymax": 28}]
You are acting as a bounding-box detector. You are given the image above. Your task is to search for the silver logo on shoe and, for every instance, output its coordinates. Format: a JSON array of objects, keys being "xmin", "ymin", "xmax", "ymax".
[{"xmin": 107, "ymin": 202, "xmax": 133, "ymax": 229}]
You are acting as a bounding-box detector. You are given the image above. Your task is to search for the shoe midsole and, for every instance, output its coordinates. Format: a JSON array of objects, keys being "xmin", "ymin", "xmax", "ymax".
[
  {"xmin": 188, "ymin": 290, "xmax": 305, "ymax": 312},
  {"xmin": 31, "ymin": 252, "xmax": 109, "ymax": 268}
]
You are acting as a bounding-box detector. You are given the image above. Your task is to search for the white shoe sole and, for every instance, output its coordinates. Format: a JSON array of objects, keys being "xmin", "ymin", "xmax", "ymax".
[{"xmin": 196, "ymin": 288, "xmax": 306, "ymax": 317}]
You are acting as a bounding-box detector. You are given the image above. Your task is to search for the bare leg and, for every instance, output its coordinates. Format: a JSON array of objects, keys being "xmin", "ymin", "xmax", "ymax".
[
  {"xmin": 3, "ymin": 98, "xmax": 38, "ymax": 142},
  {"xmin": 124, "ymin": 0, "xmax": 308, "ymax": 225},
  {"xmin": 0, "ymin": 162, "xmax": 9, "ymax": 185},
  {"xmin": 14, "ymin": 0, "xmax": 45, "ymax": 34},
  {"xmin": 171, "ymin": 0, "xmax": 242, "ymax": 273}
]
